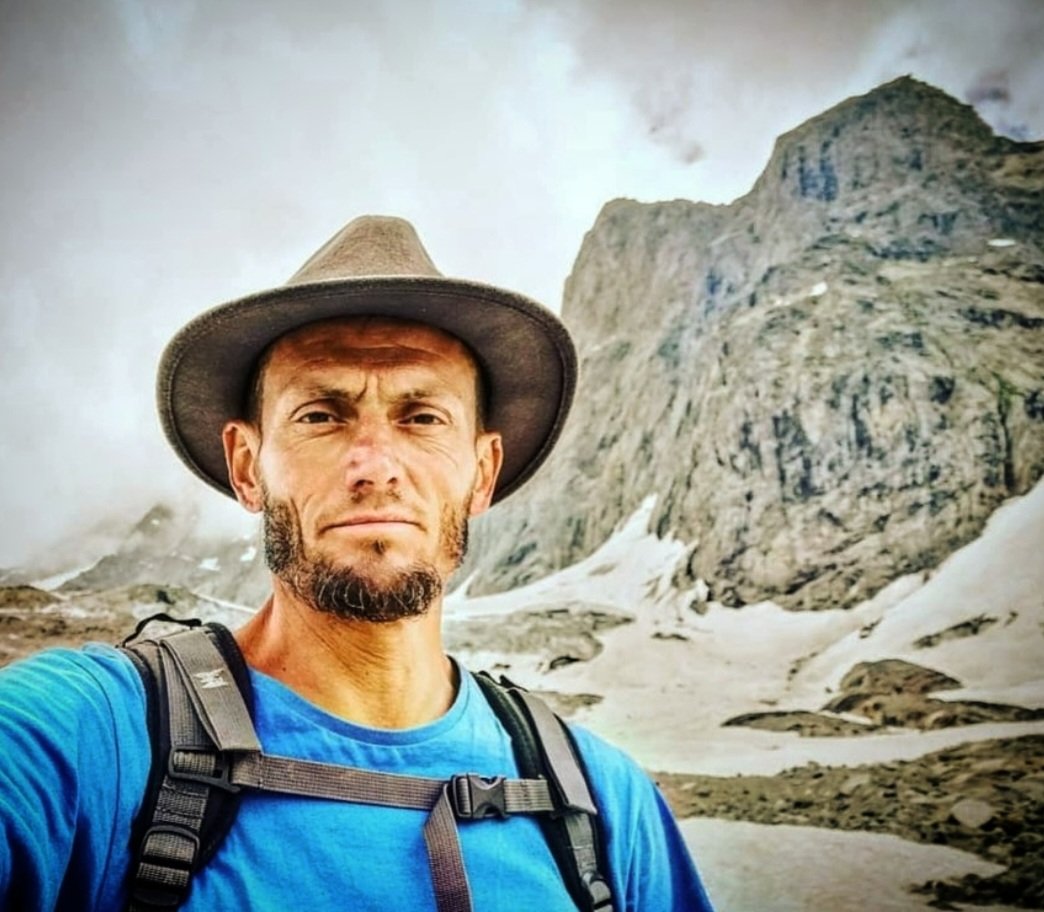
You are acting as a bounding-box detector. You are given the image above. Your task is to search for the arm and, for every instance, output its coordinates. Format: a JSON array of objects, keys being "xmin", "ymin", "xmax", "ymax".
[{"xmin": 0, "ymin": 647, "xmax": 148, "ymax": 912}]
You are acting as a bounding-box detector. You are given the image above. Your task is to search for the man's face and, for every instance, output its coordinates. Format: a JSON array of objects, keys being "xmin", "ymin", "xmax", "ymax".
[{"xmin": 222, "ymin": 316, "xmax": 503, "ymax": 621}]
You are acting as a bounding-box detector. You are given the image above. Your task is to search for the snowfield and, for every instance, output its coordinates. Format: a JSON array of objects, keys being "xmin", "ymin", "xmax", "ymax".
[{"xmin": 448, "ymin": 481, "xmax": 1044, "ymax": 777}]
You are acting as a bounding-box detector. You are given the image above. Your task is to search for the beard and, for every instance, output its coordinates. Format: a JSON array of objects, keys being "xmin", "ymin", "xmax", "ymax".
[{"xmin": 261, "ymin": 487, "xmax": 470, "ymax": 624}]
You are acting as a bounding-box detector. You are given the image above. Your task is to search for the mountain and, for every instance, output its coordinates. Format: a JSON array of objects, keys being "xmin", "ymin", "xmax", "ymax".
[
  {"xmin": 54, "ymin": 504, "xmax": 269, "ymax": 608},
  {"xmin": 463, "ymin": 76, "xmax": 1044, "ymax": 611},
  {"xmin": 3, "ymin": 78, "xmax": 1042, "ymax": 617}
]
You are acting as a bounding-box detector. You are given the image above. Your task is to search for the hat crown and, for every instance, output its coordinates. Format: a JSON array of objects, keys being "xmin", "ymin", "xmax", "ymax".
[{"xmin": 288, "ymin": 215, "xmax": 442, "ymax": 285}]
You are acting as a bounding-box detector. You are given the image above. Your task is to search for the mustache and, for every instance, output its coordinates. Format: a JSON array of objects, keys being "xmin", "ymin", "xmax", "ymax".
[{"xmin": 317, "ymin": 489, "xmax": 423, "ymax": 527}]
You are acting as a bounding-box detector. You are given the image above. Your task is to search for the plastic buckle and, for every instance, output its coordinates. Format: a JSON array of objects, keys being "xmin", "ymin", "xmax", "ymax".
[
  {"xmin": 167, "ymin": 749, "xmax": 241, "ymax": 793},
  {"xmin": 131, "ymin": 824, "xmax": 201, "ymax": 908},
  {"xmin": 583, "ymin": 872, "xmax": 614, "ymax": 909},
  {"xmin": 141, "ymin": 822, "xmax": 201, "ymax": 862},
  {"xmin": 451, "ymin": 774, "xmax": 508, "ymax": 820}
]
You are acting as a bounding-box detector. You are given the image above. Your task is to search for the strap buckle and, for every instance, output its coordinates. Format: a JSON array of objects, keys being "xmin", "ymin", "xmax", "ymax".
[
  {"xmin": 583, "ymin": 871, "xmax": 614, "ymax": 909},
  {"xmin": 168, "ymin": 748, "xmax": 241, "ymax": 793},
  {"xmin": 130, "ymin": 824, "xmax": 201, "ymax": 909},
  {"xmin": 451, "ymin": 774, "xmax": 508, "ymax": 820}
]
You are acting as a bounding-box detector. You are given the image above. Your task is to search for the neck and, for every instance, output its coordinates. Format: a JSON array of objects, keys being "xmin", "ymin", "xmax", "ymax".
[{"xmin": 235, "ymin": 579, "xmax": 457, "ymax": 729}]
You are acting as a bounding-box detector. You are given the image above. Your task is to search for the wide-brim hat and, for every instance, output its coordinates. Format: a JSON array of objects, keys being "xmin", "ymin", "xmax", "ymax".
[{"xmin": 157, "ymin": 215, "xmax": 577, "ymax": 503}]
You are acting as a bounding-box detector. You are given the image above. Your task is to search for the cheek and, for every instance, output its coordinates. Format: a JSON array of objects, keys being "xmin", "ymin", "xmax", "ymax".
[
  {"xmin": 404, "ymin": 433, "xmax": 476, "ymax": 476},
  {"xmin": 257, "ymin": 441, "xmax": 335, "ymax": 500}
]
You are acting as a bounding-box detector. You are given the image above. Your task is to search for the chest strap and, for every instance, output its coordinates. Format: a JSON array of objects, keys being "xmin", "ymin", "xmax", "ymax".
[{"xmin": 127, "ymin": 627, "xmax": 609, "ymax": 912}]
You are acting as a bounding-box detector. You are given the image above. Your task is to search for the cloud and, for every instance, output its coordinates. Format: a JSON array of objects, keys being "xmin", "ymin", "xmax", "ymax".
[
  {"xmin": 528, "ymin": 0, "xmax": 1043, "ymax": 173},
  {"xmin": 2, "ymin": 0, "xmax": 1041, "ymax": 569},
  {"xmin": 0, "ymin": 0, "xmax": 662, "ymax": 566}
]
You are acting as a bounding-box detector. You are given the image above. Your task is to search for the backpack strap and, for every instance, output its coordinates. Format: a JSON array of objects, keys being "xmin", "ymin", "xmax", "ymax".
[
  {"xmin": 473, "ymin": 673, "xmax": 615, "ymax": 912},
  {"xmin": 122, "ymin": 621, "xmax": 614, "ymax": 912},
  {"xmin": 121, "ymin": 620, "xmax": 256, "ymax": 912}
]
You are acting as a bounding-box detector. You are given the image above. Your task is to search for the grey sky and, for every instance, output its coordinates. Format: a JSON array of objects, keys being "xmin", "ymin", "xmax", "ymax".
[{"xmin": 1, "ymin": 0, "xmax": 1041, "ymax": 567}]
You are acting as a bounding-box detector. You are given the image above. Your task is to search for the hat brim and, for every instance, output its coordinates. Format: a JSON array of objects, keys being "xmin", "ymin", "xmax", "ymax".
[{"xmin": 157, "ymin": 276, "xmax": 577, "ymax": 503}]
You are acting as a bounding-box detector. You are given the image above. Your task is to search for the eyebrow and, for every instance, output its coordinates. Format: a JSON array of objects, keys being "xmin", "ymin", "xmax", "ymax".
[{"xmin": 286, "ymin": 384, "xmax": 457, "ymax": 405}]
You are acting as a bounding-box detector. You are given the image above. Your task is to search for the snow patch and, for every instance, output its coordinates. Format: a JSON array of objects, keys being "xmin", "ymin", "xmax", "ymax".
[
  {"xmin": 682, "ymin": 818, "xmax": 1006, "ymax": 912},
  {"xmin": 795, "ymin": 480, "xmax": 1044, "ymax": 695},
  {"xmin": 986, "ymin": 238, "xmax": 1016, "ymax": 247},
  {"xmin": 450, "ymin": 478, "xmax": 1044, "ymax": 778},
  {"xmin": 447, "ymin": 495, "xmax": 684, "ymax": 621}
]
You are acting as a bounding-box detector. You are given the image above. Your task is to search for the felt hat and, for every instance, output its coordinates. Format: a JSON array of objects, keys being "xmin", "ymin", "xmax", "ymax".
[{"xmin": 157, "ymin": 215, "xmax": 577, "ymax": 503}]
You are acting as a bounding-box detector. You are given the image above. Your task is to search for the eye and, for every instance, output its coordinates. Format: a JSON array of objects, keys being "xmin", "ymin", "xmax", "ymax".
[
  {"xmin": 296, "ymin": 409, "xmax": 338, "ymax": 424},
  {"xmin": 402, "ymin": 411, "xmax": 445, "ymax": 426}
]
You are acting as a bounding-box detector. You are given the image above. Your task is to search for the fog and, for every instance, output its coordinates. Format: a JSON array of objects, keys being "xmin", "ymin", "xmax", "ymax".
[{"xmin": 1, "ymin": 0, "xmax": 1041, "ymax": 567}]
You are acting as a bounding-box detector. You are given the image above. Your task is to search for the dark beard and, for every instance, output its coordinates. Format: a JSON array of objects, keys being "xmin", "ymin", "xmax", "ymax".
[{"xmin": 261, "ymin": 490, "xmax": 469, "ymax": 623}]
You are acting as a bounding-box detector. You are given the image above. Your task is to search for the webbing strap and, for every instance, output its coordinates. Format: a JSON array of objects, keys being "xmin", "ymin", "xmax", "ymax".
[
  {"xmin": 223, "ymin": 752, "xmax": 556, "ymax": 815},
  {"xmin": 515, "ymin": 688, "xmax": 615, "ymax": 911},
  {"xmin": 154, "ymin": 748, "xmax": 557, "ymax": 912},
  {"xmin": 160, "ymin": 630, "xmax": 261, "ymax": 752},
  {"xmin": 516, "ymin": 690, "xmax": 598, "ymax": 816},
  {"xmin": 424, "ymin": 785, "xmax": 473, "ymax": 912},
  {"xmin": 128, "ymin": 644, "xmax": 221, "ymax": 912},
  {"xmin": 231, "ymin": 754, "xmax": 556, "ymax": 912}
]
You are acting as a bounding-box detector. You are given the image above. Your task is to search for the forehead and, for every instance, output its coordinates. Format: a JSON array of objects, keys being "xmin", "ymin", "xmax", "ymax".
[{"xmin": 262, "ymin": 316, "xmax": 479, "ymax": 385}]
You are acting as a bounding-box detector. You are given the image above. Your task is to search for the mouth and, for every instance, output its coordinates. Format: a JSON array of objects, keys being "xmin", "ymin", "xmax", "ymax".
[{"xmin": 323, "ymin": 515, "xmax": 420, "ymax": 532}]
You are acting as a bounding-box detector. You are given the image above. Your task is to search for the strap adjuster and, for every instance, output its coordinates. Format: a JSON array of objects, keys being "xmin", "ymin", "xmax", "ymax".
[
  {"xmin": 168, "ymin": 749, "xmax": 241, "ymax": 793},
  {"xmin": 451, "ymin": 774, "xmax": 508, "ymax": 820},
  {"xmin": 130, "ymin": 824, "xmax": 201, "ymax": 909},
  {"xmin": 583, "ymin": 871, "xmax": 614, "ymax": 909}
]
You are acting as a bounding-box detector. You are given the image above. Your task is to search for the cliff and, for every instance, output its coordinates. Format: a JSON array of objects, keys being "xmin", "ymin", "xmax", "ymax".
[{"xmin": 464, "ymin": 77, "xmax": 1044, "ymax": 610}]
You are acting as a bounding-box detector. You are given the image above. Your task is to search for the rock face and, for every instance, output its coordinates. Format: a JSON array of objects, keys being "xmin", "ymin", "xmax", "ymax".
[{"xmin": 465, "ymin": 77, "xmax": 1044, "ymax": 610}]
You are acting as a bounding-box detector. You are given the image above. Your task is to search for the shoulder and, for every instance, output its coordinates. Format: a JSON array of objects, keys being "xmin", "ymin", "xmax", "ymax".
[
  {"xmin": 0, "ymin": 643, "xmax": 149, "ymax": 776},
  {"xmin": 566, "ymin": 720, "xmax": 716, "ymax": 910},
  {"xmin": 0, "ymin": 645, "xmax": 152, "ymax": 909},
  {"xmin": 0, "ymin": 643, "xmax": 146, "ymax": 720}
]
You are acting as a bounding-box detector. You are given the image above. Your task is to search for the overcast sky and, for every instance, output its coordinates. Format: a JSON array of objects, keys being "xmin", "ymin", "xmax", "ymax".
[{"xmin": 1, "ymin": 0, "xmax": 1042, "ymax": 568}]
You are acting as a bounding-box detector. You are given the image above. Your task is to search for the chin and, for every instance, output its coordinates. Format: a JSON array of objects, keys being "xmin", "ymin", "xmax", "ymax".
[{"xmin": 328, "ymin": 546, "xmax": 424, "ymax": 580}]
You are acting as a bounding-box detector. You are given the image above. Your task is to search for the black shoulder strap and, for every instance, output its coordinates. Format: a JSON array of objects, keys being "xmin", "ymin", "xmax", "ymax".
[
  {"xmin": 120, "ymin": 617, "xmax": 255, "ymax": 912},
  {"xmin": 473, "ymin": 672, "xmax": 615, "ymax": 912}
]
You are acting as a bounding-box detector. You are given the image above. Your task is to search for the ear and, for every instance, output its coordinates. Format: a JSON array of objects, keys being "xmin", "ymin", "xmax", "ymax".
[
  {"xmin": 469, "ymin": 431, "xmax": 503, "ymax": 517},
  {"xmin": 223, "ymin": 420, "xmax": 263, "ymax": 513}
]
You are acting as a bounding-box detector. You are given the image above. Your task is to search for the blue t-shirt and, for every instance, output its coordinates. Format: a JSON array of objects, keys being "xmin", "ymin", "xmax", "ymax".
[{"xmin": 0, "ymin": 645, "xmax": 713, "ymax": 911}]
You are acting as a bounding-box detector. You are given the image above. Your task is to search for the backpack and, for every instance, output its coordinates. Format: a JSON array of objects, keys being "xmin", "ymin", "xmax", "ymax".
[{"xmin": 118, "ymin": 617, "xmax": 615, "ymax": 912}]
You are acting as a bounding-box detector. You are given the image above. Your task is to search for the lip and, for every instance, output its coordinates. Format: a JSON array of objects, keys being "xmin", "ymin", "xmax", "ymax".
[{"xmin": 323, "ymin": 515, "xmax": 419, "ymax": 531}]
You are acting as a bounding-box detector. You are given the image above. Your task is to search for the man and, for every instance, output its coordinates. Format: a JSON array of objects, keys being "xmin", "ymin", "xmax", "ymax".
[{"xmin": 0, "ymin": 216, "xmax": 714, "ymax": 910}]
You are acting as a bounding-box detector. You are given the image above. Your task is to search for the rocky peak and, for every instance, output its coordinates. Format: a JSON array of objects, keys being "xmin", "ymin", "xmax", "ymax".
[
  {"xmin": 464, "ymin": 77, "xmax": 1044, "ymax": 611},
  {"xmin": 748, "ymin": 76, "xmax": 1039, "ymax": 262}
]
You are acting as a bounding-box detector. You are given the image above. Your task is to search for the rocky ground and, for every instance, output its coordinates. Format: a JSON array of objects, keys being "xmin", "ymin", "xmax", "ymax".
[
  {"xmin": 703, "ymin": 656, "xmax": 1044, "ymax": 907},
  {"xmin": 0, "ymin": 584, "xmax": 246, "ymax": 665},
  {"xmin": 657, "ymin": 736, "xmax": 1044, "ymax": 909}
]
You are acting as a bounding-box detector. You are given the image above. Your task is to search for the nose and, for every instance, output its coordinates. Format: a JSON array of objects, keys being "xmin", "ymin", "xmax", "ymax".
[{"xmin": 343, "ymin": 417, "xmax": 400, "ymax": 493}]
